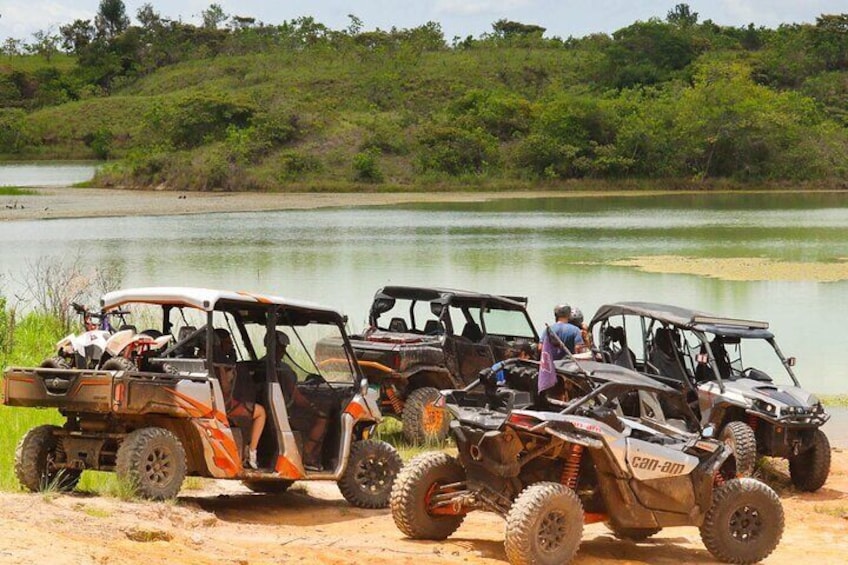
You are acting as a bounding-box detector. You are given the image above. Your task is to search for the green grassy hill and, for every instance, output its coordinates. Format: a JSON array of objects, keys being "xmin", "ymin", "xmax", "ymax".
[{"xmin": 2, "ymin": 11, "xmax": 847, "ymax": 190}]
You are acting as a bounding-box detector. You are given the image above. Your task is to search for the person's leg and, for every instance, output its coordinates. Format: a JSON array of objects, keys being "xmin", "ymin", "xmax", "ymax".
[
  {"xmin": 247, "ymin": 403, "xmax": 266, "ymax": 468},
  {"xmin": 303, "ymin": 414, "xmax": 328, "ymax": 469}
]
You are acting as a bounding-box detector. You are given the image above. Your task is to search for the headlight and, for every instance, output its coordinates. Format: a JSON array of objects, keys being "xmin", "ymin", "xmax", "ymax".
[
  {"xmin": 752, "ymin": 399, "xmax": 776, "ymax": 415},
  {"xmin": 812, "ymin": 403, "xmax": 825, "ymax": 414}
]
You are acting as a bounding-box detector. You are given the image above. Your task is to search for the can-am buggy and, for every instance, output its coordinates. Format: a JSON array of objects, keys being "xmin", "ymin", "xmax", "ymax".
[
  {"xmin": 344, "ymin": 286, "xmax": 539, "ymax": 443},
  {"xmin": 590, "ymin": 302, "xmax": 830, "ymax": 491},
  {"xmin": 391, "ymin": 358, "xmax": 784, "ymax": 565},
  {"xmin": 40, "ymin": 302, "xmax": 132, "ymax": 371},
  {"xmin": 5, "ymin": 287, "xmax": 401, "ymax": 507}
]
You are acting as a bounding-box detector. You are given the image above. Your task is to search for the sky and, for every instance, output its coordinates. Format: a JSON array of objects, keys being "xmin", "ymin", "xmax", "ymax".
[{"xmin": 0, "ymin": 0, "xmax": 844, "ymax": 44}]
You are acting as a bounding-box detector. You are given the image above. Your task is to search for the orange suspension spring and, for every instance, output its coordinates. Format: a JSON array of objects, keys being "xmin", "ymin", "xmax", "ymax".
[
  {"xmin": 560, "ymin": 444, "xmax": 584, "ymax": 490},
  {"xmin": 385, "ymin": 386, "xmax": 404, "ymax": 414},
  {"xmin": 747, "ymin": 414, "xmax": 759, "ymax": 433}
]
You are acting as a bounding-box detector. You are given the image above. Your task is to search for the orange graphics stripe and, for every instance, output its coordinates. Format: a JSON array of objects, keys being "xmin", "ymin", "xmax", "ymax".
[
  {"xmin": 275, "ymin": 456, "xmax": 304, "ymax": 479},
  {"xmin": 196, "ymin": 420, "xmax": 240, "ymax": 476},
  {"xmin": 165, "ymin": 387, "xmax": 216, "ymax": 419},
  {"xmin": 345, "ymin": 401, "xmax": 366, "ymax": 420},
  {"xmin": 236, "ymin": 291, "xmax": 272, "ymax": 304}
]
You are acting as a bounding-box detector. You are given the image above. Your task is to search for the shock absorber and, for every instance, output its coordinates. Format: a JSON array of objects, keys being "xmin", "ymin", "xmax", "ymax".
[
  {"xmin": 560, "ymin": 443, "xmax": 584, "ymax": 490},
  {"xmin": 384, "ymin": 385, "xmax": 404, "ymax": 415}
]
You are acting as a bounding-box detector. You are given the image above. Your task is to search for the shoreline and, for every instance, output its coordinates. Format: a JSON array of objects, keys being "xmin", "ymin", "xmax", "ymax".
[{"xmin": 2, "ymin": 185, "xmax": 848, "ymax": 223}]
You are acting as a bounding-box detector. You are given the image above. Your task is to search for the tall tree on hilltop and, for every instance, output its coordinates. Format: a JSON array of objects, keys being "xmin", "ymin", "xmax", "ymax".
[
  {"xmin": 95, "ymin": 0, "xmax": 130, "ymax": 40},
  {"xmin": 667, "ymin": 3, "xmax": 699, "ymax": 28}
]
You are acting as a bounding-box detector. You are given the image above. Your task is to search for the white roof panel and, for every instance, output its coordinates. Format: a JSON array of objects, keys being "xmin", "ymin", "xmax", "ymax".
[{"xmin": 100, "ymin": 286, "xmax": 332, "ymax": 313}]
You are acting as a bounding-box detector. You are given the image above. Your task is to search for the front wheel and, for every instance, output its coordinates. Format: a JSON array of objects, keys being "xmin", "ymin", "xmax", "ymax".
[
  {"xmin": 15, "ymin": 425, "xmax": 81, "ymax": 493},
  {"xmin": 401, "ymin": 387, "xmax": 450, "ymax": 444},
  {"xmin": 700, "ymin": 478, "xmax": 784, "ymax": 564},
  {"xmin": 391, "ymin": 452, "xmax": 466, "ymax": 540},
  {"xmin": 505, "ymin": 482, "xmax": 584, "ymax": 565},
  {"xmin": 720, "ymin": 421, "xmax": 757, "ymax": 476},
  {"xmin": 116, "ymin": 427, "xmax": 186, "ymax": 500},
  {"xmin": 337, "ymin": 439, "xmax": 401, "ymax": 509},
  {"xmin": 789, "ymin": 429, "xmax": 831, "ymax": 492}
]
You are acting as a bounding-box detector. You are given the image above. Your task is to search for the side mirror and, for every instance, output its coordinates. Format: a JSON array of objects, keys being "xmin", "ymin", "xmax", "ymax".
[
  {"xmin": 360, "ymin": 378, "xmax": 369, "ymax": 397},
  {"xmin": 787, "ymin": 357, "xmax": 796, "ymax": 367},
  {"xmin": 702, "ymin": 424, "xmax": 716, "ymax": 439}
]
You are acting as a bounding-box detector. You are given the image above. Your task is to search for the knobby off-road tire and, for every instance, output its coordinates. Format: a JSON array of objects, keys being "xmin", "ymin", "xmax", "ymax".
[
  {"xmin": 505, "ymin": 482, "xmax": 584, "ymax": 565},
  {"xmin": 101, "ymin": 356, "xmax": 137, "ymax": 372},
  {"xmin": 391, "ymin": 452, "xmax": 465, "ymax": 540},
  {"xmin": 401, "ymin": 386, "xmax": 450, "ymax": 444},
  {"xmin": 700, "ymin": 478, "xmax": 784, "ymax": 564},
  {"xmin": 607, "ymin": 524, "xmax": 662, "ymax": 541},
  {"xmin": 789, "ymin": 428, "xmax": 831, "ymax": 492},
  {"xmin": 720, "ymin": 421, "xmax": 758, "ymax": 477},
  {"xmin": 15, "ymin": 425, "xmax": 81, "ymax": 493},
  {"xmin": 338, "ymin": 439, "xmax": 401, "ymax": 509},
  {"xmin": 40, "ymin": 356, "xmax": 71, "ymax": 370},
  {"xmin": 116, "ymin": 427, "xmax": 186, "ymax": 500},
  {"xmin": 242, "ymin": 479, "xmax": 294, "ymax": 494}
]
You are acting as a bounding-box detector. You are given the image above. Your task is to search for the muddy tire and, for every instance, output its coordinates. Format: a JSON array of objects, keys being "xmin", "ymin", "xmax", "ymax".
[
  {"xmin": 242, "ymin": 479, "xmax": 294, "ymax": 494},
  {"xmin": 505, "ymin": 482, "xmax": 584, "ymax": 565},
  {"xmin": 401, "ymin": 387, "xmax": 450, "ymax": 444},
  {"xmin": 720, "ymin": 421, "xmax": 757, "ymax": 476},
  {"xmin": 391, "ymin": 452, "xmax": 465, "ymax": 540},
  {"xmin": 338, "ymin": 439, "xmax": 401, "ymax": 509},
  {"xmin": 101, "ymin": 356, "xmax": 137, "ymax": 372},
  {"xmin": 116, "ymin": 427, "xmax": 186, "ymax": 500},
  {"xmin": 700, "ymin": 478, "xmax": 784, "ymax": 564},
  {"xmin": 789, "ymin": 429, "xmax": 831, "ymax": 492},
  {"xmin": 607, "ymin": 524, "xmax": 662, "ymax": 541},
  {"xmin": 15, "ymin": 425, "xmax": 81, "ymax": 493},
  {"xmin": 40, "ymin": 356, "xmax": 71, "ymax": 370}
]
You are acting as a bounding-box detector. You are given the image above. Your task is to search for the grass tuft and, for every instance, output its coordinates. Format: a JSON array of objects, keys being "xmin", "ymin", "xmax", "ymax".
[{"xmin": 0, "ymin": 187, "xmax": 37, "ymax": 196}]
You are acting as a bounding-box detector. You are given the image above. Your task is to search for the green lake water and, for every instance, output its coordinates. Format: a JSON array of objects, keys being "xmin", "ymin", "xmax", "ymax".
[{"xmin": 1, "ymin": 188, "xmax": 847, "ymax": 394}]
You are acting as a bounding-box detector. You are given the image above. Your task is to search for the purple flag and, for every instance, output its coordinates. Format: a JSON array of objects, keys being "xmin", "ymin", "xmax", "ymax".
[{"xmin": 538, "ymin": 333, "xmax": 557, "ymax": 393}]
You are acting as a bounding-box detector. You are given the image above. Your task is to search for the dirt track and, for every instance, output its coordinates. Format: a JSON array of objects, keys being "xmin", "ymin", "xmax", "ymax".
[{"xmin": 0, "ymin": 451, "xmax": 846, "ymax": 565}]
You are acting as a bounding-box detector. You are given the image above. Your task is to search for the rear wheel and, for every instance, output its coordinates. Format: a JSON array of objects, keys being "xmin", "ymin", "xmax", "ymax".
[
  {"xmin": 116, "ymin": 427, "xmax": 186, "ymax": 500},
  {"xmin": 401, "ymin": 387, "xmax": 450, "ymax": 444},
  {"xmin": 242, "ymin": 479, "xmax": 294, "ymax": 494},
  {"xmin": 505, "ymin": 482, "xmax": 584, "ymax": 565},
  {"xmin": 101, "ymin": 356, "xmax": 137, "ymax": 372},
  {"xmin": 15, "ymin": 425, "xmax": 81, "ymax": 493},
  {"xmin": 40, "ymin": 356, "xmax": 71, "ymax": 370},
  {"xmin": 720, "ymin": 421, "xmax": 757, "ymax": 476},
  {"xmin": 789, "ymin": 429, "xmax": 830, "ymax": 492},
  {"xmin": 338, "ymin": 439, "xmax": 401, "ymax": 508},
  {"xmin": 391, "ymin": 452, "xmax": 466, "ymax": 540},
  {"xmin": 700, "ymin": 478, "xmax": 783, "ymax": 564}
]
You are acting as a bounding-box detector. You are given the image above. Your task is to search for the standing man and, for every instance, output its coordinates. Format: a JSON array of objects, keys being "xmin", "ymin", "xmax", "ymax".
[{"xmin": 542, "ymin": 304, "xmax": 585, "ymax": 360}]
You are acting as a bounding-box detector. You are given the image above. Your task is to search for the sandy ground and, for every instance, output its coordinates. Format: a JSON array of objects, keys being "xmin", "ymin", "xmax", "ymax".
[
  {"xmin": 0, "ymin": 450, "xmax": 845, "ymax": 565},
  {"xmin": 0, "ymin": 187, "xmax": 619, "ymax": 222}
]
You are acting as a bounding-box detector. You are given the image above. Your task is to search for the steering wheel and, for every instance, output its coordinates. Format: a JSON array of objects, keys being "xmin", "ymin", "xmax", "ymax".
[{"xmin": 304, "ymin": 372, "xmax": 330, "ymax": 388}]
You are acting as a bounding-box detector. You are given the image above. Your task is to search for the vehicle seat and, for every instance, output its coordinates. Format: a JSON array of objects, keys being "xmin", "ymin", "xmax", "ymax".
[
  {"xmin": 178, "ymin": 325, "xmax": 197, "ymax": 342},
  {"xmin": 118, "ymin": 324, "xmax": 137, "ymax": 334},
  {"xmin": 388, "ymin": 317, "xmax": 408, "ymax": 333},
  {"xmin": 423, "ymin": 319, "xmax": 443, "ymax": 335},
  {"xmin": 650, "ymin": 328, "xmax": 687, "ymax": 382},
  {"xmin": 461, "ymin": 321, "xmax": 483, "ymax": 342},
  {"xmin": 606, "ymin": 326, "xmax": 635, "ymax": 370}
]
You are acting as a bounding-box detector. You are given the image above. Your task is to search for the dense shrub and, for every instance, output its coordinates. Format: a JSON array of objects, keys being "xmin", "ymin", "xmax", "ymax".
[{"xmin": 416, "ymin": 125, "xmax": 498, "ymax": 175}]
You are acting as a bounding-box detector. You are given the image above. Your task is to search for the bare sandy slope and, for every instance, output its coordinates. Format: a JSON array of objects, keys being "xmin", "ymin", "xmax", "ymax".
[{"xmin": 0, "ymin": 450, "xmax": 845, "ymax": 565}]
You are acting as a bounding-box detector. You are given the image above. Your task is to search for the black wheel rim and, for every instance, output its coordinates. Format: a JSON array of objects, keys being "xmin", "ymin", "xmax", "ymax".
[
  {"xmin": 537, "ymin": 510, "xmax": 568, "ymax": 553},
  {"xmin": 354, "ymin": 455, "xmax": 390, "ymax": 494},
  {"xmin": 144, "ymin": 446, "xmax": 173, "ymax": 486},
  {"xmin": 729, "ymin": 505, "xmax": 763, "ymax": 542}
]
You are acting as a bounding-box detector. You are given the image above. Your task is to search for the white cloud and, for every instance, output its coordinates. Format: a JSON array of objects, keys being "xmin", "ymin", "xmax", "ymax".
[
  {"xmin": 435, "ymin": 0, "xmax": 535, "ymax": 17},
  {"xmin": 0, "ymin": 1, "xmax": 92, "ymax": 39}
]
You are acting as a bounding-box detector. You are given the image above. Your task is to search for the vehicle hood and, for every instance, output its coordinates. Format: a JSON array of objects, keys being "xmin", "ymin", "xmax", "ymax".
[{"xmin": 723, "ymin": 379, "xmax": 819, "ymax": 408}]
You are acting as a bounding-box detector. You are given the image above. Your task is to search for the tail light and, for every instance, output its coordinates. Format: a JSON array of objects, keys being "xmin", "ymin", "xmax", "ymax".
[
  {"xmin": 507, "ymin": 413, "xmax": 540, "ymax": 429},
  {"xmin": 114, "ymin": 382, "xmax": 125, "ymax": 407}
]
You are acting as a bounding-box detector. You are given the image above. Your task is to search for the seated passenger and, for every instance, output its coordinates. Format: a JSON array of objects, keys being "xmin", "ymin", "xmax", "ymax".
[
  {"xmin": 214, "ymin": 328, "xmax": 266, "ymax": 470},
  {"xmin": 265, "ymin": 330, "xmax": 329, "ymax": 471}
]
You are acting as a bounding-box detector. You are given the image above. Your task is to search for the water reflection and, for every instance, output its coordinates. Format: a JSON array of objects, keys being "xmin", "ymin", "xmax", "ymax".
[
  {"xmin": 0, "ymin": 193, "xmax": 846, "ymax": 392},
  {"xmin": 0, "ymin": 162, "xmax": 97, "ymax": 187}
]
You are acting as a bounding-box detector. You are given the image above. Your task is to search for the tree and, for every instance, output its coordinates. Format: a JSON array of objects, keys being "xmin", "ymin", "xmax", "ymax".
[
  {"xmin": 136, "ymin": 3, "xmax": 164, "ymax": 31},
  {"xmin": 667, "ymin": 3, "xmax": 699, "ymax": 28},
  {"xmin": 95, "ymin": 0, "xmax": 130, "ymax": 40},
  {"xmin": 25, "ymin": 29, "xmax": 61, "ymax": 61},
  {"xmin": 202, "ymin": 4, "xmax": 228, "ymax": 30},
  {"xmin": 59, "ymin": 19, "xmax": 95, "ymax": 53},
  {"xmin": 491, "ymin": 19, "xmax": 546, "ymax": 39}
]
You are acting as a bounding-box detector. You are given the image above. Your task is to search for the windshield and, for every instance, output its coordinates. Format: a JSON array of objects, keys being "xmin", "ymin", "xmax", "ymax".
[
  {"xmin": 710, "ymin": 335, "xmax": 794, "ymax": 386},
  {"xmin": 482, "ymin": 308, "xmax": 535, "ymax": 339},
  {"xmin": 374, "ymin": 298, "xmax": 441, "ymax": 334}
]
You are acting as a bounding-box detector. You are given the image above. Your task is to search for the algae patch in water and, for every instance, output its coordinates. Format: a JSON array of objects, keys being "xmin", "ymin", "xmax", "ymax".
[{"xmin": 611, "ymin": 256, "xmax": 848, "ymax": 282}]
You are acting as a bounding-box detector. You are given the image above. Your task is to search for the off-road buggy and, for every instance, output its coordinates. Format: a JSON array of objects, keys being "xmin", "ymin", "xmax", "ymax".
[
  {"xmin": 590, "ymin": 301, "xmax": 830, "ymax": 491},
  {"xmin": 391, "ymin": 357, "xmax": 784, "ymax": 565},
  {"xmin": 344, "ymin": 286, "xmax": 539, "ymax": 443},
  {"xmin": 40, "ymin": 302, "xmax": 132, "ymax": 371},
  {"xmin": 5, "ymin": 287, "xmax": 401, "ymax": 507}
]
